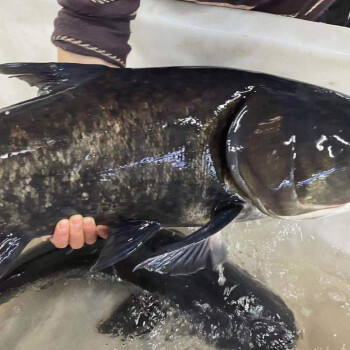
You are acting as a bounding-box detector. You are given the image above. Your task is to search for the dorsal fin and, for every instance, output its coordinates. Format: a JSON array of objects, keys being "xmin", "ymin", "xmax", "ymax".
[{"xmin": 0, "ymin": 62, "xmax": 109, "ymax": 96}]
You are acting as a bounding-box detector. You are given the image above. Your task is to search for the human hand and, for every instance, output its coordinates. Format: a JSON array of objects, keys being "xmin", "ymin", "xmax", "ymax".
[
  {"xmin": 58, "ymin": 48, "xmax": 120, "ymax": 68},
  {"xmin": 42, "ymin": 215, "xmax": 109, "ymax": 249}
]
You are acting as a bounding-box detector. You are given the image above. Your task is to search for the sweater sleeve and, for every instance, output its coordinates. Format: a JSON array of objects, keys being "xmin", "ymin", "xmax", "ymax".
[
  {"xmin": 181, "ymin": 0, "xmax": 336, "ymax": 20},
  {"xmin": 52, "ymin": 0, "xmax": 140, "ymax": 67},
  {"xmin": 254, "ymin": 0, "xmax": 336, "ymax": 20}
]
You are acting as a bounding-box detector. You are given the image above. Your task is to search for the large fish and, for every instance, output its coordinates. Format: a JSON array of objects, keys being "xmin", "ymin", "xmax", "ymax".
[
  {"xmin": 0, "ymin": 63, "xmax": 349, "ymax": 278},
  {"xmin": 0, "ymin": 229, "xmax": 298, "ymax": 349}
]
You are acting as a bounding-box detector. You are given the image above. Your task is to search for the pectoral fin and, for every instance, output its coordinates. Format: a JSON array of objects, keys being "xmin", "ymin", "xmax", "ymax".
[
  {"xmin": 135, "ymin": 201, "xmax": 243, "ymax": 275},
  {"xmin": 91, "ymin": 221, "xmax": 161, "ymax": 272},
  {"xmin": 134, "ymin": 233, "xmax": 226, "ymax": 275}
]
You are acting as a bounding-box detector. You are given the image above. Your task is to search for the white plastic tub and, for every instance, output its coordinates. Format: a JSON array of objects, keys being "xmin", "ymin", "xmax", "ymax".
[{"xmin": 1, "ymin": 1, "xmax": 350, "ymax": 349}]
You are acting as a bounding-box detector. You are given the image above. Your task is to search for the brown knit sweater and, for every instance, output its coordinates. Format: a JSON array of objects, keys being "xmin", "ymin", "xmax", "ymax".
[{"xmin": 52, "ymin": 0, "xmax": 336, "ymax": 67}]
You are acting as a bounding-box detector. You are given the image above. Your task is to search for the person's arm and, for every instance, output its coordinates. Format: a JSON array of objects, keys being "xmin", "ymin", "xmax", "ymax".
[
  {"xmin": 53, "ymin": 0, "xmax": 140, "ymax": 66},
  {"xmin": 57, "ymin": 48, "xmax": 120, "ymax": 67},
  {"xmin": 48, "ymin": 1, "xmax": 140, "ymax": 249}
]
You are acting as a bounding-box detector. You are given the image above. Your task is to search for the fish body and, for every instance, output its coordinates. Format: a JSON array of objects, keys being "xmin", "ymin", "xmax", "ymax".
[
  {"xmin": 0, "ymin": 66, "xmax": 253, "ymax": 229},
  {"xmin": 0, "ymin": 63, "xmax": 350, "ymax": 276},
  {"xmin": 0, "ymin": 229, "xmax": 298, "ymax": 349}
]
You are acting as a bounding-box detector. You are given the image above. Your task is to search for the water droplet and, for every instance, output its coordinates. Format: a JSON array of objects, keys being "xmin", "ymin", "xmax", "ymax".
[
  {"xmin": 216, "ymin": 264, "xmax": 226, "ymax": 286},
  {"xmin": 13, "ymin": 305, "xmax": 22, "ymax": 314},
  {"xmin": 300, "ymin": 307, "xmax": 311, "ymax": 317}
]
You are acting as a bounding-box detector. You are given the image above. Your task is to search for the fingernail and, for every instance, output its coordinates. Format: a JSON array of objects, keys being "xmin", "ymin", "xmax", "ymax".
[
  {"xmin": 83, "ymin": 217, "xmax": 94, "ymax": 225},
  {"xmin": 41, "ymin": 235, "xmax": 52, "ymax": 241},
  {"xmin": 71, "ymin": 215, "xmax": 82, "ymax": 226},
  {"xmin": 59, "ymin": 219, "xmax": 69, "ymax": 230}
]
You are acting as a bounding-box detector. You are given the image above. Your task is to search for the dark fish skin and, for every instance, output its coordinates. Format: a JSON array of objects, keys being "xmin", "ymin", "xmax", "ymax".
[
  {"xmin": 0, "ymin": 66, "xmax": 251, "ymax": 229},
  {"xmin": 1, "ymin": 64, "xmax": 350, "ymax": 276},
  {"xmin": 0, "ymin": 230, "xmax": 298, "ymax": 350}
]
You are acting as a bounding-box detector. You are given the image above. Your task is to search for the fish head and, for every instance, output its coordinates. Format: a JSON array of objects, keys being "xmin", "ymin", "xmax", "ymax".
[{"xmin": 226, "ymin": 84, "xmax": 350, "ymax": 220}]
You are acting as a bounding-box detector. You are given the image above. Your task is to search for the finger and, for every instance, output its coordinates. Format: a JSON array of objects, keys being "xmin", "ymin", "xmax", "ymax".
[
  {"xmin": 69, "ymin": 215, "xmax": 84, "ymax": 249},
  {"xmin": 96, "ymin": 225, "xmax": 109, "ymax": 239},
  {"xmin": 83, "ymin": 217, "xmax": 97, "ymax": 245},
  {"xmin": 50, "ymin": 219, "xmax": 69, "ymax": 248}
]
